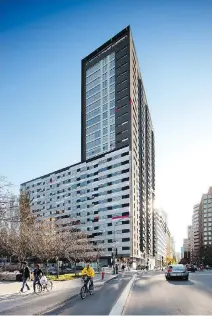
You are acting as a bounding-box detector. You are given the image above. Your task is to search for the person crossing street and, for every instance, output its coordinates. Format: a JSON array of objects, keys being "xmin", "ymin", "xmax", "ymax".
[
  {"xmin": 33, "ymin": 264, "xmax": 43, "ymax": 293},
  {"xmin": 20, "ymin": 262, "xmax": 30, "ymax": 293}
]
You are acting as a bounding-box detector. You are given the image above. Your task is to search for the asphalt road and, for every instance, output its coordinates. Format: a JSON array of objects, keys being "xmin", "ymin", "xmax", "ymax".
[
  {"xmin": 3, "ymin": 270, "xmax": 211, "ymax": 315},
  {"xmin": 124, "ymin": 270, "xmax": 212, "ymax": 315},
  {"xmin": 44, "ymin": 272, "xmax": 132, "ymax": 315}
]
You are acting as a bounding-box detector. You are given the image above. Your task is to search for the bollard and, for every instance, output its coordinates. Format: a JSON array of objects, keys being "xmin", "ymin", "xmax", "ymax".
[{"xmin": 101, "ymin": 271, "xmax": 105, "ymax": 280}]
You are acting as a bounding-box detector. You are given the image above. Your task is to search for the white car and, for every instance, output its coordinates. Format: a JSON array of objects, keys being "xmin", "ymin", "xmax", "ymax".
[{"xmin": 165, "ymin": 264, "xmax": 189, "ymax": 281}]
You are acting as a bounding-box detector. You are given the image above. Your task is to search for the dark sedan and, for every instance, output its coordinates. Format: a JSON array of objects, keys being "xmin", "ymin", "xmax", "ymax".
[{"xmin": 188, "ymin": 265, "xmax": 195, "ymax": 272}]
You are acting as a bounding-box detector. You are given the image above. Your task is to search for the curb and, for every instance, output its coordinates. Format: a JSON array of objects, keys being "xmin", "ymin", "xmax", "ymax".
[
  {"xmin": 109, "ymin": 274, "xmax": 136, "ymax": 315},
  {"xmin": 34, "ymin": 275, "xmax": 118, "ymax": 315}
]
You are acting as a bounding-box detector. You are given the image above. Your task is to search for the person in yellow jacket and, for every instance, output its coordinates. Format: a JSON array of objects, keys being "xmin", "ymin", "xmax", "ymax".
[{"xmin": 81, "ymin": 263, "xmax": 95, "ymax": 287}]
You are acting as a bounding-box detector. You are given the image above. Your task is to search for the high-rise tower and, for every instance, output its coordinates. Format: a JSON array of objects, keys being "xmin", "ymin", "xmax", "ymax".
[
  {"xmin": 21, "ymin": 26, "xmax": 155, "ymax": 266},
  {"xmin": 81, "ymin": 26, "xmax": 155, "ymax": 258}
]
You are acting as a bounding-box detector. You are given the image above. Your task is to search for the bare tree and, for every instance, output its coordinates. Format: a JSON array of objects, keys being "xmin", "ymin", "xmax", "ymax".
[
  {"xmin": 19, "ymin": 192, "xmax": 35, "ymax": 225},
  {"xmin": 1, "ymin": 178, "xmax": 102, "ymax": 271},
  {"xmin": 1, "ymin": 192, "xmax": 36, "ymax": 262},
  {"xmin": 0, "ymin": 176, "xmax": 18, "ymax": 228},
  {"xmin": 0, "ymin": 177, "xmax": 19, "ymax": 260},
  {"xmin": 92, "ymin": 240, "xmax": 104, "ymax": 271},
  {"xmin": 63, "ymin": 229, "xmax": 93, "ymax": 274},
  {"xmin": 0, "ymin": 228, "xmax": 13, "ymax": 258},
  {"xmin": 31, "ymin": 221, "xmax": 55, "ymax": 263},
  {"xmin": 31, "ymin": 220, "xmax": 68, "ymax": 276},
  {"xmin": 50, "ymin": 216, "xmax": 98, "ymax": 273},
  {"xmin": 7, "ymin": 227, "xmax": 34, "ymax": 262}
]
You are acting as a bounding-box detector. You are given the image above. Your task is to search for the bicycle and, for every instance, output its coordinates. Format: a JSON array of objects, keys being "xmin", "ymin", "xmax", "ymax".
[
  {"xmin": 80, "ymin": 275, "xmax": 94, "ymax": 299},
  {"xmin": 35, "ymin": 277, "xmax": 53, "ymax": 293}
]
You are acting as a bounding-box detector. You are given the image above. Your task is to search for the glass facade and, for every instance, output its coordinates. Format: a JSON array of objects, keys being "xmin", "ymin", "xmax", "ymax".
[{"xmin": 85, "ymin": 53, "xmax": 116, "ymax": 159}]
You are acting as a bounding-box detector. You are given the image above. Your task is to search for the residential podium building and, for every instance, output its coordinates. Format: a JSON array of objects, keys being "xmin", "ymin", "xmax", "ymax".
[
  {"xmin": 20, "ymin": 26, "xmax": 155, "ymax": 267},
  {"xmin": 21, "ymin": 147, "xmax": 131, "ymax": 264}
]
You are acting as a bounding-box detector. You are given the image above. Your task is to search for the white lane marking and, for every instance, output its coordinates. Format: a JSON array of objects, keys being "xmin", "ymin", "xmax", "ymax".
[
  {"xmin": 109, "ymin": 274, "xmax": 136, "ymax": 315},
  {"xmin": 191, "ymin": 273, "xmax": 212, "ymax": 276}
]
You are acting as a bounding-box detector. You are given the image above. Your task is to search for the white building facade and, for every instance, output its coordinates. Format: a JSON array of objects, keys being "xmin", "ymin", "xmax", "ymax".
[{"xmin": 21, "ymin": 146, "xmax": 138, "ymax": 264}]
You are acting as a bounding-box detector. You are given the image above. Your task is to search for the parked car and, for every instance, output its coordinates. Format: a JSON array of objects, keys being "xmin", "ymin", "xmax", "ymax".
[
  {"xmin": 137, "ymin": 265, "xmax": 146, "ymax": 270},
  {"xmin": 193, "ymin": 265, "xmax": 197, "ymax": 271},
  {"xmin": 165, "ymin": 264, "xmax": 189, "ymax": 281},
  {"xmin": 47, "ymin": 267, "xmax": 57, "ymax": 275},
  {"xmin": 62, "ymin": 268, "xmax": 73, "ymax": 273},
  {"xmin": 187, "ymin": 265, "xmax": 195, "ymax": 272},
  {"xmin": 4, "ymin": 264, "xmax": 20, "ymax": 272}
]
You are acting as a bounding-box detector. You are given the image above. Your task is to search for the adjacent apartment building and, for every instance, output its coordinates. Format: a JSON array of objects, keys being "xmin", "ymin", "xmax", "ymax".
[
  {"xmin": 183, "ymin": 238, "xmax": 190, "ymax": 261},
  {"xmin": 153, "ymin": 209, "xmax": 166, "ymax": 268},
  {"xmin": 166, "ymin": 225, "xmax": 171, "ymax": 259},
  {"xmin": 199, "ymin": 187, "xmax": 212, "ymax": 248},
  {"xmin": 184, "ymin": 187, "xmax": 212, "ymax": 264},
  {"xmin": 20, "ymin": 26, "xmax": 155, "ymax": 267},
  {"xmin": 188, "ymin": 225, "xmax": 192, "ymax": 257},
  {"xmin": 191, "ymin": 204, "xmax": 200, "ymax": 261}
]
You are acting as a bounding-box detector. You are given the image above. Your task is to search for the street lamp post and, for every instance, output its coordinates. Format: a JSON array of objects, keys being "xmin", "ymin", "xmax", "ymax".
[
  {"xmin": 113, "ymin": 219, "xmax": 122, "ymax": 274},
  {"xmin": 112, "ymin": 215, "xmax": 131, "ymax": 274}
]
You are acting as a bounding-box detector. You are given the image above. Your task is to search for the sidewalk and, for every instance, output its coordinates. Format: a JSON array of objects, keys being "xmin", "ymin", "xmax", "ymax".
[
  {"xmin": 0, "ymin": 278, "xmax": 79, "ymax": 298},
  {"xmin": 0, "ymin": 273, "xmax": 115, "ymax": 300}
]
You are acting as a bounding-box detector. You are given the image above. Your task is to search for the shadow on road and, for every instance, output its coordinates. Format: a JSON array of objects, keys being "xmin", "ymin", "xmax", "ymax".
[
  {"xmin": 167, "ymin": 280, "xmax": 195, "ymax": 286},
  {"xmin": 43, "ymin": 275, "xmax": 131, "ymax": 315},
  {"xmin": 125, "ymin": 274, "xmax": 212, "ymax": 315}
]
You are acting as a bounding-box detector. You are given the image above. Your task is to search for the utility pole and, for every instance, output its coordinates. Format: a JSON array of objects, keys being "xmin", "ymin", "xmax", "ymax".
[{"xmin": 113, "ymin": 219, "xmax": 122, "ymax": 274}]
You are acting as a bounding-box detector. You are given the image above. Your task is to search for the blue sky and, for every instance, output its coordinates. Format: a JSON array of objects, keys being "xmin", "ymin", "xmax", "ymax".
[{"xmin": 1, "ymin": 0, "xmax": 212, "ymax": 250}]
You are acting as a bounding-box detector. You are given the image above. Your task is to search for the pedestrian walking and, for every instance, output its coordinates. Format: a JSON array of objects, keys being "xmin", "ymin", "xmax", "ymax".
[
  {"xmin": 33, "ymin": 263, "xmax": 43, "ymax": 293},
  {"xmin": 115, "ymin": 264, "xmax": 118, "ymax": 274},
  {"xmin": 20, "ymin": 261, "xmax": 30, "ymax": 293}
]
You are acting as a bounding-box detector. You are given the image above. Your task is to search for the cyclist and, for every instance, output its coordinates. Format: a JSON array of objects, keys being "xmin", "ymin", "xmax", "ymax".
[
  {"xmin": 81, "ymin": 263, "xmax": 95, "ymax": 288},
  {"xmin": 33, "ymin": 263, "xmax": 43, "ymax": 293}
]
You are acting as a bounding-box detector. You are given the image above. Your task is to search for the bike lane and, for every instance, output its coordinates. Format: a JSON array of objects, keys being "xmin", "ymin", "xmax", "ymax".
[{"xmin": 44, "ymin": 273, "xmax": 133, "ymax": 315}]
